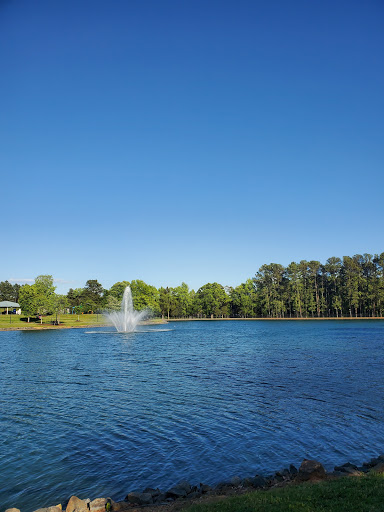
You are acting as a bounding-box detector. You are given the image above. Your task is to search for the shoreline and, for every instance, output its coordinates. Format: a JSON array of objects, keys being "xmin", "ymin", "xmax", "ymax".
[
  {"xmin": 0, "ymin": 316, "xmax": 383, "ymax": 332},
  {"xmin": 168, "ymin": 316, "xmax": 384, "ymax": 321},
  {"xmin": 6, "ymin": 454, "xmax": 384, "ymax": 512},
  {"xmin": 0, "ymin": 319, "xmax": 167, "ymax": 332}
]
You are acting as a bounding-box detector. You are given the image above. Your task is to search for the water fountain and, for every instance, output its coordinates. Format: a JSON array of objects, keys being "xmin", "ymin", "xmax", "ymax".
[{"xmin": 106, "ymin": 286, "xmax": 148, "ymax": 332}]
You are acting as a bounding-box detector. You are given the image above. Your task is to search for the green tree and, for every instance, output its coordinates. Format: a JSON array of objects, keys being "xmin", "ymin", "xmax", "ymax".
[
  {"xmin": 82, "ymin": 279, "xmax": 105, "ymax": 312},
  {"xmin": 254, "ymin": 264, "xmax": 286, "ymax": 317},
  {"xmin": 67, "ymin": 288, "xmax": 85, "ymax": 310},
  {"xmin": 108, "ymin": 281, "xmax": 130, "ymax": 301},
  {"xmin": 34, "ymin": 275, "xmax": 56, "ymax": 322},
  {"xmin": 286, "ymin": 262, "xmax": 304, "ymax": 318},
  {"xmin": 307, "ymin": 261, "xmax": 322, "ymax": 317},
  {"xmin": 341, "ymin": 256, "xmax": 361, "ymax": 317},
  {"xmin": 52, "ymin": 294, "xmax": 69, "ymax": 324},
  {"xmin": 231, "ymin": 279, "xmax": 257, "ymax": 318},
  {"xmin": 130, "ymin": 280, "xmax": 160, "ymax": 315},
  {"xmin": 374, "ymin": 252, "xmax": 384, "ymax": 317},
  {"xmin": 18, "ymin": 284, "xmax": 38, "ymax": 322},
  {"xmin": 325, "ymin": 257, "xmax": 342, "ymax": 317},
  {"xmin": 0, "ymin": 281, "xmax": 19, "ymax": 302},
  {"xmin": 195, "ymin": 283, "xmax": 229, "ymax": 318},
  {"xmin": 104, "ymin": 294, "xmax": 121, "ymax": 311},
  {"xmin": 159, "ymin": 286, "xmax": 174, "ymax": 319},
  {"xmin": 172, "ymin": 282, "xmax": 194, "ymax": 318}
]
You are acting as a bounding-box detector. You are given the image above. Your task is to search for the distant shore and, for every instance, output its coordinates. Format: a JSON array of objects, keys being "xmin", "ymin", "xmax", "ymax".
[
  {"xmin": 169, "ymin": 317, "xmax": 384, "ymax": 321},
  {"xmin": 0, "ymin": 316, "xmax": 383, "ymax": 331},
  {"xmin": 0, "ymin": 318, "xmax": 167, "ymax": 332}
]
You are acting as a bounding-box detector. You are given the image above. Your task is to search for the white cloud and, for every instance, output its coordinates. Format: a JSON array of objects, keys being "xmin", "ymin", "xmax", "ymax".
[{"xmin": 9, "ymin": 278, "xmax": 34, "ymax": 284}]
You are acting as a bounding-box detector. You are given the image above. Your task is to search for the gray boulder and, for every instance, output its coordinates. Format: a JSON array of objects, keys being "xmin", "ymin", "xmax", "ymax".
[
  {"xmin": 230, "ymin": 476, "xmax": 242, "ymax": 487},
  {"xmin": 139, "ymin": 493, "xmax": 153, "ymax": 504},
  {"xmin": 334, "ymin": 462, "xmax": 358, "ymax": 472},
  {"xmin": 297, "ymin": 459, "xmax": 327, "ymax": 481},
  {"xmin": 125, "ymin": 492, "xmax": 141, "ymax": 504},
  {"xmin": 142, "ymin": 487, "xmax": 161, "ymax": 498},
  {"xmin": 177, "ymin": 480, "xmax": 191, "ymax": 493},
  {"xmin": 253, "ymin": 475, "xmax": 268, "ymax": 488},
  {"xmin": 334, "ymin": 463, "xmax": 361, "ymax": 475},
  {"xmin": 371, "ymin": 462, "xmax": 384, "ymax": 474},
  {"xmin": 187, "ymin": 491, "xmax": 201, "ymax": 499},
  {"xmin": 200, "ymin": 483, "xmax": 212, "ymax": 494},
  {"xmin": 242, "ymin": 476, "xmax": 267, "ymax": 488},
  {"xmin": 166, "ymin": 487, "xmax": 187, "ymax": 499}
]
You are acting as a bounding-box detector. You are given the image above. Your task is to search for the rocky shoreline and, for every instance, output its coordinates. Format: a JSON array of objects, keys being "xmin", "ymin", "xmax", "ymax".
[{"xmin": 5, "ymin": 454, "xmax": 384, "ymax": 512}]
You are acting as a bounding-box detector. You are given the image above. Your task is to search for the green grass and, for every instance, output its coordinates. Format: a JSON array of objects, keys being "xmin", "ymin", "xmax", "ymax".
[
  {"xmin": 0, "ymin": 313, "xmax": 104, "ymax": 329},
  {"xmin": 0, "ymin": 313, "xmax": 165, "ymax": 329},
  {"xmin": 184, "ymin": 475, "xmax": 384, "ymax": 512}
]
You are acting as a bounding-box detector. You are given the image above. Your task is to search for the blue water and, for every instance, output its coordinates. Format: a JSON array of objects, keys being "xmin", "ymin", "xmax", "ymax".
[{"xmin": 1, "ymin": 320, "xmax": 383, "ymax": 511}]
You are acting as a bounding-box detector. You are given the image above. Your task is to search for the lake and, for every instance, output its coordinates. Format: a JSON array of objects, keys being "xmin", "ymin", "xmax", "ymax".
[{"xmin": 1, "ymin": 320, "xmax": 383, "ymax": 511}]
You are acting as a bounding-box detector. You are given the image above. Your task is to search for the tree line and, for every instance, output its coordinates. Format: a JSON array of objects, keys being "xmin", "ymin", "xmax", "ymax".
[{"xmin": 1, "ymin": 252, "xmax": 383, "ymax": 320}]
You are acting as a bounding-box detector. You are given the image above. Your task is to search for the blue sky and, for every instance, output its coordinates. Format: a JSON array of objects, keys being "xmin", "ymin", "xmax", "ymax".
[{"xmin": 1, "ymin": 0, "xmax": 383, "ymax": 294}]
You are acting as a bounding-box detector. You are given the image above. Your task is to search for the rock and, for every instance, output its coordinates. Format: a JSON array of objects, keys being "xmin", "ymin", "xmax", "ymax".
[
  {"xmin": 200, "ymin": 483, "xmax": 212, "ymax": 493},
  {"xmin": 139, "ymin": 493, "xmax": 153, "ymax": 504},
  {"xmin": 242, "ymin": 477, "xmax": 255, "ymax": 487},
  {"xmin": 142, "ymin": 487, "xmax": 161, "ymax": 497},
  {"xmin": 187, "ymin": 491, "xmax": 201, "ymax": 499},
  {"xmin": 274, "ymin": 469, "xmax": 290, "ymax": 480},
  {"xmin": 66, "ymin": 496, "xmax": 88, "ymax": 512},
  {"xmin": 253, "ymin": 475, "xmax": 267, "ymax": 488},
  {"xmin": 371, "ymin": 462, "xmax": 384, "ymax": 474},
  {"xmin": 5, "ymin": 509, "xmax": 21, "ymax": 512},
  {"xmin": 166, "ymin": 487, "xmax": 187, "ymax": 498},
  {"xmin": 230, "ymin": 476, "xmax": 242, "ymax": 487},
  {"xmin": 153, "ymin": 493, "xmax": 168, "ymax": 504},
  {"xmin": 125, "ymin": 492, "xmax": 141, "ymax": 504},
  {"xmin": 90, "ymin": 499, "xmax": 107, "ymax": 512},
  {"xmin": 331, "ymin": 471, "xmax": 347, "ymax": 478},
  {"xmin": 343, "ymin": 468, "xmax": 361, "ymax": 476},
  {"xmin": 334, "ymin": 463, "xmax": 361, "ymax": 476},
  {"xmin": 242, "ymin": 476, "xmax": 267, "ymax": 488},
  {"xmin": 297, "ymin": 459, "xmax": 327, "ymax": 481},
  {"xmin": 268, "ymin": 476, "xmax": 279, "ymax": 487},
  {"xmin": 34, "ymin": 508, "xmax": 62, "ymax": 512},
  {"xmin": 177, "ymin": 480, "xmax": 191, "ymax": 493},
  {"xmin": 215, "ymin": 481, "xmax": 230, "ymax": 491},
  {"xmin": 334, "ymin": 462, "xmax": 358, "ymax": 472},
  {"xmin": 289, "ymin": 464, "xmax": 298, "ymax": 476},
  {"xmin": 378, "ymin": 454, "xmax": 384, "ymax": 461},
  {"xmin": 110, "ymin": 503, "xmax": 132, "ymax": 512}
]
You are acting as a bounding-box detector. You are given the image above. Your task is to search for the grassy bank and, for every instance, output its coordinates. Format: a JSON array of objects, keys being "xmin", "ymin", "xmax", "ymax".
[
  {"xmin": 0, "ymin": 314, "xmax": 165, "ymax": 330},
  {"xmin": 184, "ymin": 474, "xmax": 384, "ymax": 512}
]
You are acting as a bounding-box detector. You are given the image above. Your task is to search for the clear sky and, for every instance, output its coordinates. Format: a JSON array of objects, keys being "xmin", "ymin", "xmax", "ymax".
[{"xmin": 1, "ymin": 0, "xmax": 383, "ymax": 294}]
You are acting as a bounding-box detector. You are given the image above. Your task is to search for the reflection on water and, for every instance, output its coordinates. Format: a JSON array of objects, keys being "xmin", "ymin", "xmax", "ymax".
[{"xmin": 0, "ymin": 321, "xmax": 383, "ymax": 511}]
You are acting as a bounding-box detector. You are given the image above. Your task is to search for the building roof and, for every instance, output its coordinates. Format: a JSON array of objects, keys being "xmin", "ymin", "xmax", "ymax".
[{"xmin": 0, "ymin": 301, "xmax": 20, "ymax": 308}]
